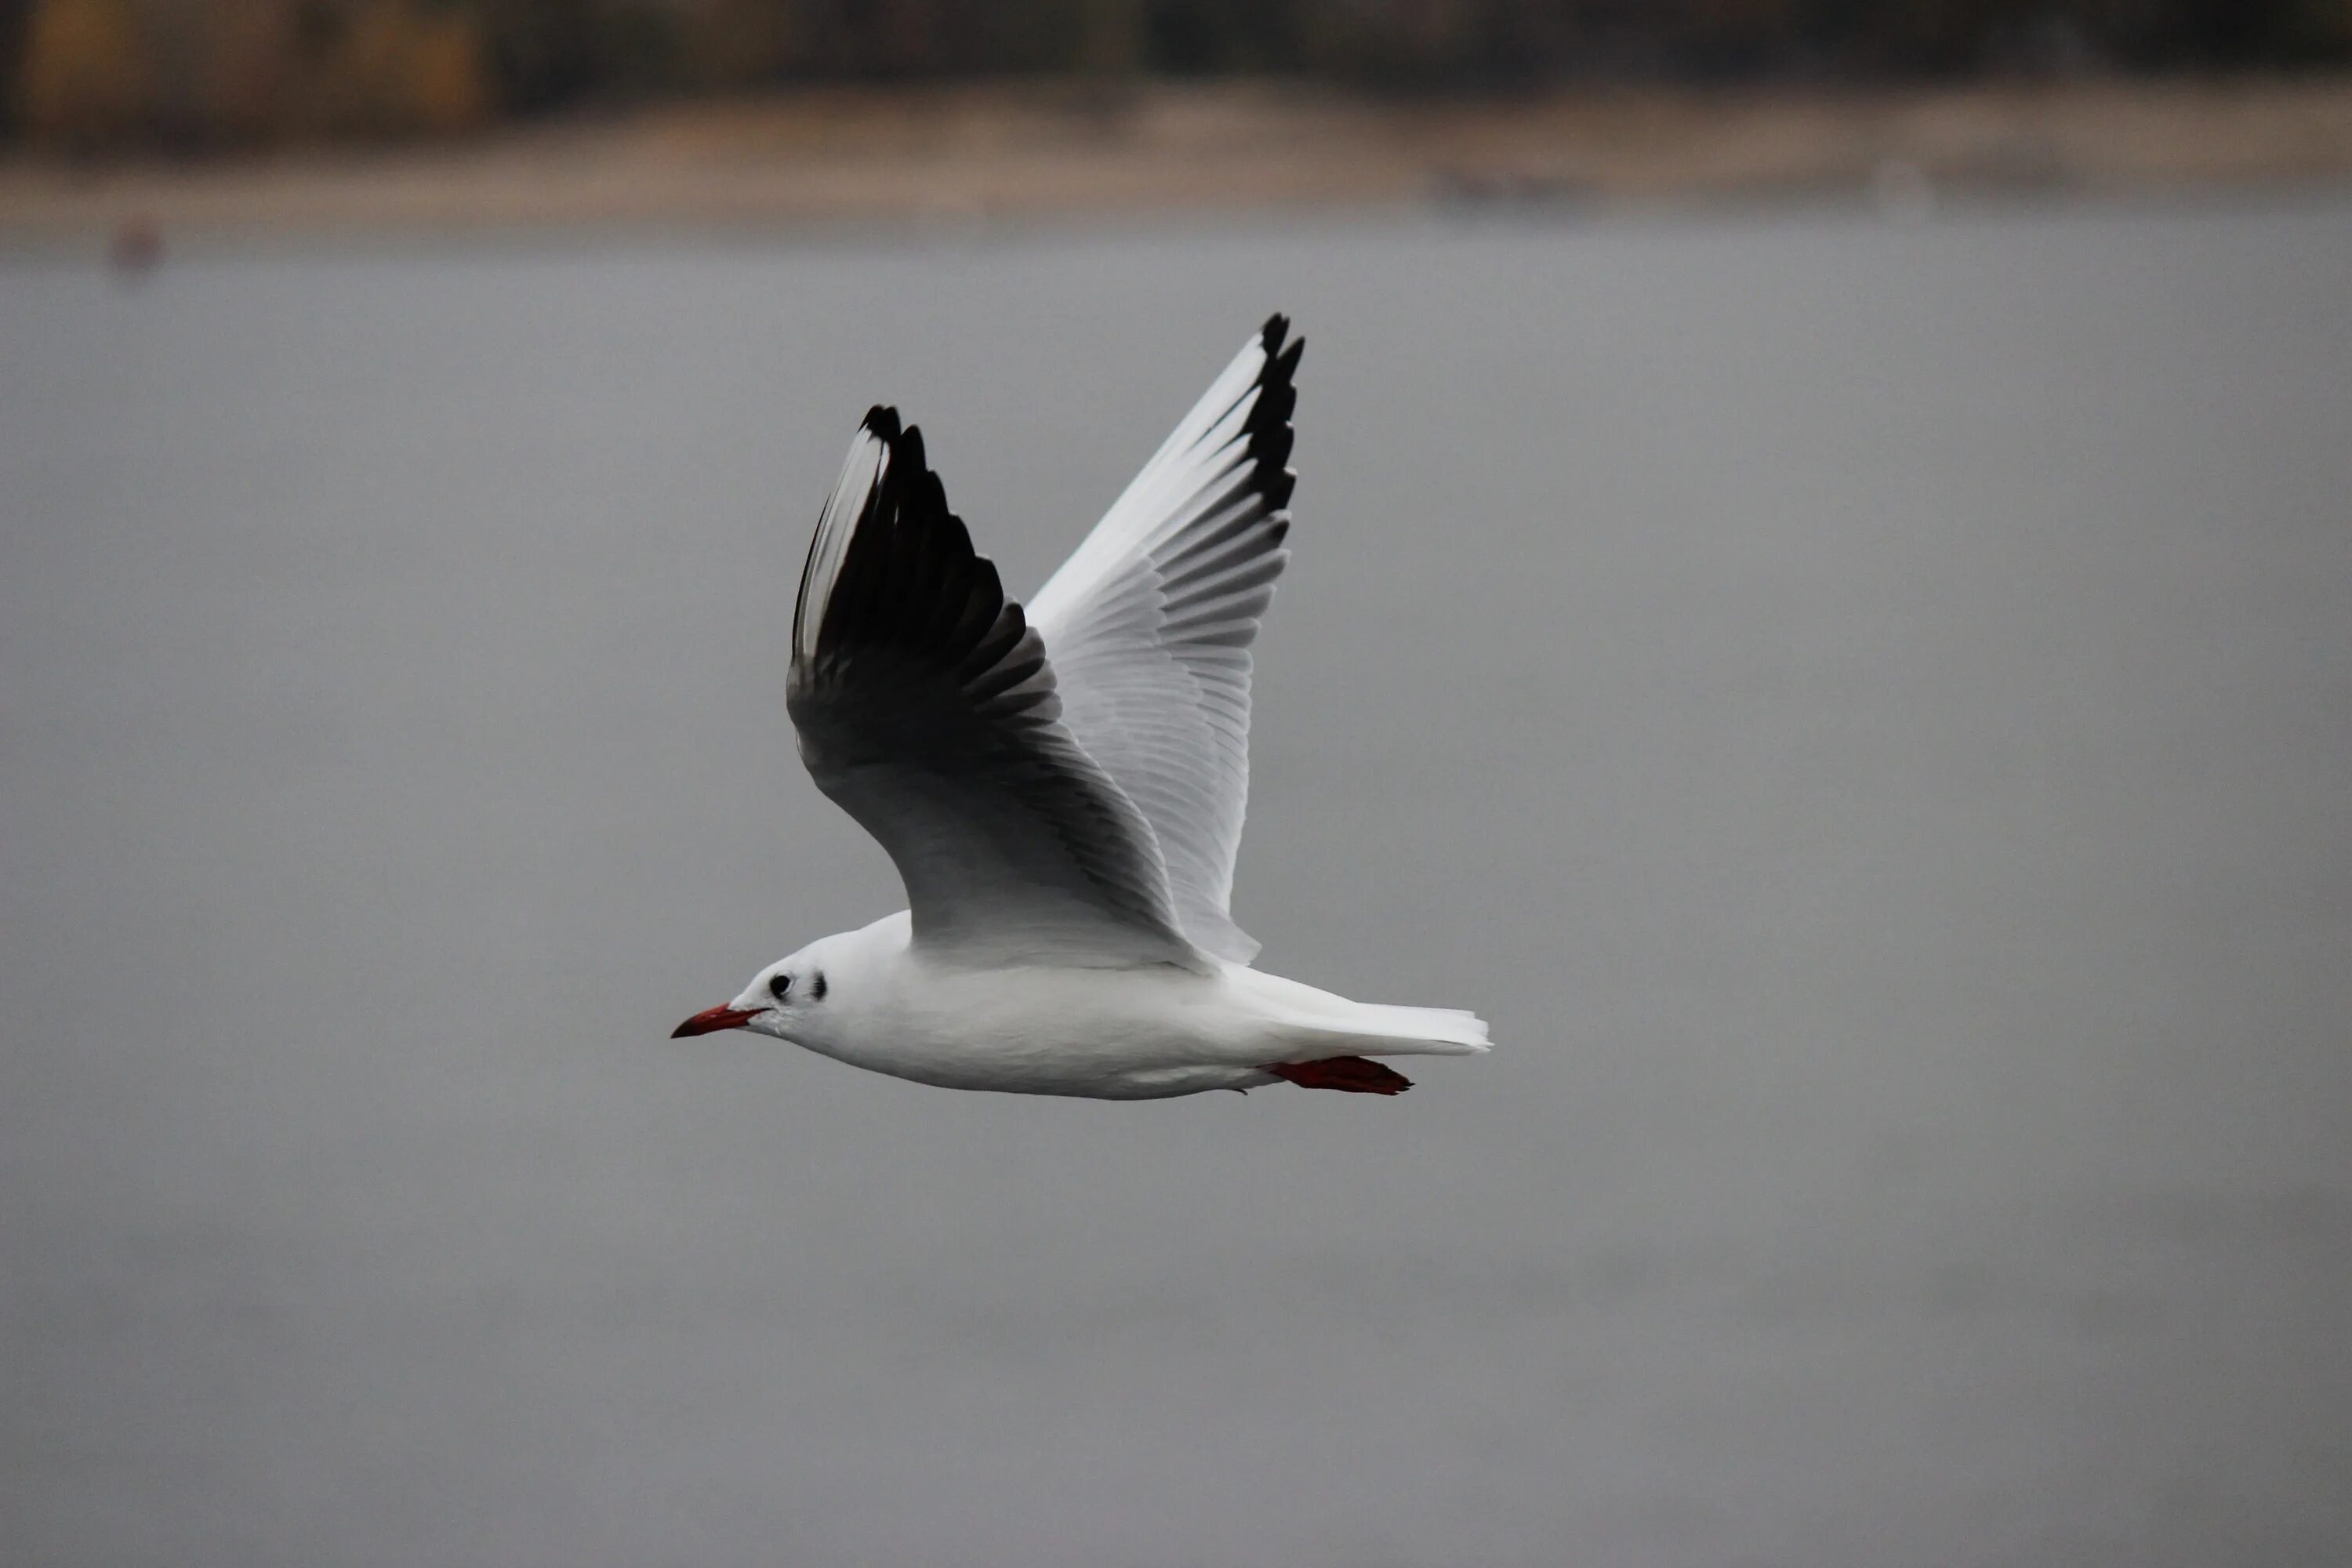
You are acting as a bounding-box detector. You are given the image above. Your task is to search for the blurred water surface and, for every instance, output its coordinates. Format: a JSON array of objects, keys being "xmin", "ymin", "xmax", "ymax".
[{"xmin": 4, "ymin": 198, "xmax": 2350, "ymax": 1568}]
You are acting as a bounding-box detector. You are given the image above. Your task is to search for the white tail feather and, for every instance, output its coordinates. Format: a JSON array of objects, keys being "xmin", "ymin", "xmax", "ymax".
[
  {"xmin": 1329, "ymin": 1002, "xmax": 1491, "ymax": 1056},
  {"xmin": 1226, "ymin": 967, "xmax": 1493, "ymax": 1058}
]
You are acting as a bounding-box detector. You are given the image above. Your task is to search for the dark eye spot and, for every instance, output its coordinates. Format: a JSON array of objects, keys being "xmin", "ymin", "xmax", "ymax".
[
  {"xmin": 768, "ymin": 974, "xmax": 791, "ymax": 1001},
  {"xmin": 811, "ymin": 973, "xmax": 827, "ymax": 1001}
]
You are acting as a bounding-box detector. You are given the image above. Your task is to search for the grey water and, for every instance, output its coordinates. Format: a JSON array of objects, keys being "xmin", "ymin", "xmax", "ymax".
[{"xmin": 4, "ymin": 195, "xmax": 2349, "ymax": 1567}]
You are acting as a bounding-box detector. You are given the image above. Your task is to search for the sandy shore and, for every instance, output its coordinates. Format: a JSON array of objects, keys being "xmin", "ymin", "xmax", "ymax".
[{"xmin": 5, "ymin": 74, "xmax": 2350, "ymax": 242}]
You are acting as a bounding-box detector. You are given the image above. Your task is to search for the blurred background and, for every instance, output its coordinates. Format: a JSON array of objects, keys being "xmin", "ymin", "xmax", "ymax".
[
  {"xmin": 4, "ymin": 0, "xmax": 2352, "ymax": 232},
  {"xmin": 4, "ymin": 5, "xmax": 2350, "ymax": 1568},
  {"xmin": 4, "ymin": 0, "xmax": 2352, "ymax": 146}
]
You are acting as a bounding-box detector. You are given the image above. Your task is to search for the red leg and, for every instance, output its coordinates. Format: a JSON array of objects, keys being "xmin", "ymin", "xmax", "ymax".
[{"xmin": 1264, "ymin": 1057, "xmax": 1413, "ymax": 1094}]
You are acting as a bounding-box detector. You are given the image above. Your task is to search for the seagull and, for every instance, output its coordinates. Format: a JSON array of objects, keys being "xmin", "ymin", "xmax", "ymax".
[{"xmin": 672, "ymin": 316, "xmax": 1489, "ymax": 1098}]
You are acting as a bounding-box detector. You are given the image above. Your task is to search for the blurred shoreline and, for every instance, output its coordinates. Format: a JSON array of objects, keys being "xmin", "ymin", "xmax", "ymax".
[{"xmin": 5, "ymin": 74, "xmax": 2351, "ymax": 244}]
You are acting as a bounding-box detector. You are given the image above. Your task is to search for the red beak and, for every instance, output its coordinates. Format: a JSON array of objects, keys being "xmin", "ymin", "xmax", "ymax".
[{"xmin": 671, "ymin": 1004, "xmax": 763, "ymax": 1039}]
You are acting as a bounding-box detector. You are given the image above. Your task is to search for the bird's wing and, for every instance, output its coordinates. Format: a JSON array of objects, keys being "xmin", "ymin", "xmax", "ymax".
[
  {"xmin": 1026, "ymin": 315, "xmax": 1302, "ymax": 964},
  {"xmin": 788, "ymin": 408, "xmax": 1203, "ymax": 971}
]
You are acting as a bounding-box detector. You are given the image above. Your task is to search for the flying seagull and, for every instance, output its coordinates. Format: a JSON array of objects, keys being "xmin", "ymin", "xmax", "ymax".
[{"xmin": 673, "ymin": 316, "xmax": 1489, "ymax": 1097}]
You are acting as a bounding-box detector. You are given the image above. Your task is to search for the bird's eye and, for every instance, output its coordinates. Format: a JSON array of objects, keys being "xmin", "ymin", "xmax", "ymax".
[
  {"xmin": 768, "ymin": 974, "xmax": 792, "ymax": 1001},
  {"xmin": 811, "ymin": 973, "xmax": 827, "ymax": 1001}
]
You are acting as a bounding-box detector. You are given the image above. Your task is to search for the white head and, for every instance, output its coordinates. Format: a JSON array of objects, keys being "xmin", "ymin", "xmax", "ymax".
[
  {"xmin": 671, "ymin": 915, "xmax": 904, "ymax": 1047},
  {"xmin": 670, "ymin": 942, "xmax": 832, "ymax": 1045}
]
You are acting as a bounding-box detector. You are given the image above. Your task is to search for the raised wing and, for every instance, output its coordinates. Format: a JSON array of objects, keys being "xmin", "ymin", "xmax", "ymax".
[
  {"xmin": 788, "ymin": 409, "xmax": 1200, "ymax": 971},
  {"xmin": 1027, "ymin": 315, "xmax": 1302, "ymax": 964}
]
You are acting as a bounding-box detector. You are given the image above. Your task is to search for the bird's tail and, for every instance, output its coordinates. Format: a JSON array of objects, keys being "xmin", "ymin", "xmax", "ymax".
[
  {"xmin": 1230, "ymin": 967, "xmax": 1493, "ymax": 1059},
  {"xmin": 1322, "ymin": 1000, "xmax": 1493, "ymax": 1057}
]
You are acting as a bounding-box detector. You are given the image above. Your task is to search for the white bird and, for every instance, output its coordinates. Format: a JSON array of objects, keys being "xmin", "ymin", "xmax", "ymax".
[{"xmin": 673, "ymin": 316, "xmax": 1490, "ymax": 1098}]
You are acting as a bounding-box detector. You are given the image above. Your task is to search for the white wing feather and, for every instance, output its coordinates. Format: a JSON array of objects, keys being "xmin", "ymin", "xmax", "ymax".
[{"xmin": 1028, "ymin": 317, "xmax": 1303, "ymax": 964}]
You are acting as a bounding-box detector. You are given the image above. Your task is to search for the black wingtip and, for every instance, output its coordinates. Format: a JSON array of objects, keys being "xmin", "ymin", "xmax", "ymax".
[
  {"xmin": 860, "ymin": 406, "xmax": 930, "ymax": 477},
  {"xmin": 1257, "ymin": 315, "xmax": 1303, "ymax": 397},
  {"xmin": 1237, "ymin": 317, "xmax": 1302, "ymax": 513}
]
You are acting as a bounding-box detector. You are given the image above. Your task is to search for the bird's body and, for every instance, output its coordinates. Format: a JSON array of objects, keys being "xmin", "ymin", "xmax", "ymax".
[
  {"xmin": 675, "ymin": 316, "xmax": 1489, "ymax": 1097},
  {"xmin": 757, "ymin": 912, "xmax": 1489, "ymax": 1099}
]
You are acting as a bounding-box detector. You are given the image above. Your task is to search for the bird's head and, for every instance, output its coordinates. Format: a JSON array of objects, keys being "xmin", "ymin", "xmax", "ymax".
[{"xmin": 671, "ymin": 948, "xmax": 829, "ymax": 1044}]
